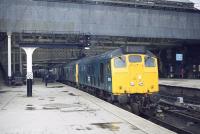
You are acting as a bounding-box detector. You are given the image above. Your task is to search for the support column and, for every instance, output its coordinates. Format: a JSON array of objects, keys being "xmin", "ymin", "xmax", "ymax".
[
  {"xmin": 7, "ymin": 33, "xmax": 12, "ymax": 85},
  {"xmin": 22, "ymin": 47, "xmax": 37, "ymax": 97},
  {"xmin": 19, "ymin": 48, "xmax": 22, "ymax": 73}
]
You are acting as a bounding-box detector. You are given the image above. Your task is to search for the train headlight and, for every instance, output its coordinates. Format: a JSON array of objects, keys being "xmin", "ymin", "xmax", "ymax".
[
  {"xmin": 138, "ymin": 82, "xmax": 143, "ymax": 86},
  {"xmin": 130, "ymin": 82, "xmax": 134, "ymax": 86},
  {"xmin": 108, "ymin": 77, "xmax": 111, "ymax": 82}
]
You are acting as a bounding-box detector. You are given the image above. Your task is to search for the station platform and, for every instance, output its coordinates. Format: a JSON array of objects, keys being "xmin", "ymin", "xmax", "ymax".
[
  {"xmin": 0, "ymin": 80, "xmax": 174, "ymax": 134},
  {"xmin": 159, "ymin": 79, "xmax": 200, "ymax": 89}
]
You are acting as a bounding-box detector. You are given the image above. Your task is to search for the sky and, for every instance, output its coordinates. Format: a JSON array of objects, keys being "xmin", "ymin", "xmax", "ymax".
[{"xmin": 189, "ymin": 0, "xmax": 200, "ymax": 9}]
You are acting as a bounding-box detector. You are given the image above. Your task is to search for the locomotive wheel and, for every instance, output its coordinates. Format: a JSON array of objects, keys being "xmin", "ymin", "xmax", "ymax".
[
  {"xmin": 107, "ymin": 95, "xmax": 115, "ymax": 103},
  {"xmin": 131, "ymin": 103, "xmax": 140, "ymax": 115},
  {"xmin": 107, "ymin": 95, "xmax": 118, "ymax": 104},
  {"xmin": 107, "ymin": 96, "xmax": 112, "ymax": 103}
]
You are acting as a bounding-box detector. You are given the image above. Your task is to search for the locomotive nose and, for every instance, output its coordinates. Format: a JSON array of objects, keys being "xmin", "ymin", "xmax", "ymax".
[
  {"xmin": 130, "ymin": 75, "xmax": 144, "ymax": 86},
  {"xmin": 129, "ymin": 66, "xmax": 145, "ymax": 93},
  {"xmin": 137, "ymin": 75, "xmax": 144, "ymax": 86},
  {"xmin": 138, "ymin": 75, "xmax": 142, "ymax": 80},
  {"xmin": 130, "ymin": 82, "xmax": 135, "ymax": 86}
]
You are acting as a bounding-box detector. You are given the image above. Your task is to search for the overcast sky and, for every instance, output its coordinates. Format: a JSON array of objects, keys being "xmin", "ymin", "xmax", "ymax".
[{"xmin": 190, "ymin": 0, "xmax": 200, "ymax": 9}]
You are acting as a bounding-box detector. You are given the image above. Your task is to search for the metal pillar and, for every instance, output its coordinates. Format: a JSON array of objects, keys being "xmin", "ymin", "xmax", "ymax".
[
  {"xmin": 22, "ymin": 47, "xmax": 37, "ymax": 97},
  {"xmin": 7, "ymin": 33, "xmax": 11, "ymax": 85}
]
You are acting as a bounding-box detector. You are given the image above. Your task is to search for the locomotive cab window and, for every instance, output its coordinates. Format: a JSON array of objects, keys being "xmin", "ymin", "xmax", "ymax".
[
  {"xmin": 129, "ymin": 55, "xmax": 142, "ymax": 63},
  {"xmin": 145, "ymin": 56, "xmax": 156, "ymax": 67},
  {"xmin": 114, "ymin": 56, "xmax": 126, "ymax": 68}
]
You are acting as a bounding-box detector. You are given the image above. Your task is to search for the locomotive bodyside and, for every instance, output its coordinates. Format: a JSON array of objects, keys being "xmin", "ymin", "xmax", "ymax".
[{"xmin": 78, "ymin": 56, "xmax": 112, "ymax": 93}]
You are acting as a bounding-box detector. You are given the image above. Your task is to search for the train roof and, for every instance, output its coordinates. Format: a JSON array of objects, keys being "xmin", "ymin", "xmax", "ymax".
[
  {"xmin": 76, "ymin": 46, "xmax": 156, "ymax": 64},
  {"xmin": 99, "ymin": 46, "xmax": 156, "ymax": 59}
]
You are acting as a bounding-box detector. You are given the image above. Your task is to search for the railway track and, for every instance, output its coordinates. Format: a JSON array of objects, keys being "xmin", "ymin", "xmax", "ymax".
[
  {"xmin": 154, "ymin": 97, "xmax": 200, "ymax": 134},
  {"xmin": 149, "ymin": 116, "xmax": 194, "ymax": 134},
  {"xmin": 159, "ymin": 93, "xmax": 200, "ymax": 105}
]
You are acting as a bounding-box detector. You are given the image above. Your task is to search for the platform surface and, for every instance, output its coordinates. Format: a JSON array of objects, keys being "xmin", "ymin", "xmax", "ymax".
[
  {"xmin": 0, "ymin": 80, "xmax": 174, "ymax": 134},
  {"xmin": 159, "ymin": 79, "xmax": 200, "ymax": 89}
]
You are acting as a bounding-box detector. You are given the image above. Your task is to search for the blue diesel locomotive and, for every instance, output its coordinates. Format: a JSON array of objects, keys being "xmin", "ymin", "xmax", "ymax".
[{"xmin": 53, "ymin": 46, "xmax": 159, "ymax": 114}]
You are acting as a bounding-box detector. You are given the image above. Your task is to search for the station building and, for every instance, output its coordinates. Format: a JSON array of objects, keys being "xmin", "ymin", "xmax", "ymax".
[{"xmin": 0, "ymin": 0, "xmax": 200, "ymax": 81}]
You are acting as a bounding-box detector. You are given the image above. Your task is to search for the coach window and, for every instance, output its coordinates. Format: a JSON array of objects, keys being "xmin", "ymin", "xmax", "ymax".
[
  {"xmin": 145, "ymin": 56, "xmax": 156, "ymax": 67},
  {"xmin": 129, "ymin": 55, "xmax": 142, "ymax": 63},
  {"xmin": 114, "ymin": 56, "xmax": 126, "ymax": 68}
]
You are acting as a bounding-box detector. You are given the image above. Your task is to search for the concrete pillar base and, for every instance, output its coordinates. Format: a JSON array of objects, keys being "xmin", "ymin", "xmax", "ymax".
[
  {"xmin": 27, "ymin": 79, "xmax": 32, "ymax": 97},
  {"xmin": 7, "ymin": 76, "xmax": 12, "ymax": 86}
]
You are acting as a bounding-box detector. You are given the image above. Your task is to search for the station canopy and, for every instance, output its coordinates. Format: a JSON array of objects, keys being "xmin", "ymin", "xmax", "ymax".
[
  {"xmin": 165, "ymin": 0, "xmax": 192, "ymax": 3},
  {"xmin": 35, "ymin": 0, "xmax": 194, "ymax": 6}
]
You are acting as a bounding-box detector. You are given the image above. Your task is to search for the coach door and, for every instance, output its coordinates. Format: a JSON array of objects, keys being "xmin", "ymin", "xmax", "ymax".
[{"xmin": 100, "ymin": 63, "xmax": 105, "ymax": 89}]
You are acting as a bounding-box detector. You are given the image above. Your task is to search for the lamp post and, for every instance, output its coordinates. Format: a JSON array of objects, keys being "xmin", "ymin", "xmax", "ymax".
[{"xmin": 22, "ymin": 47, "xmax": 37, "ymax": 97}]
